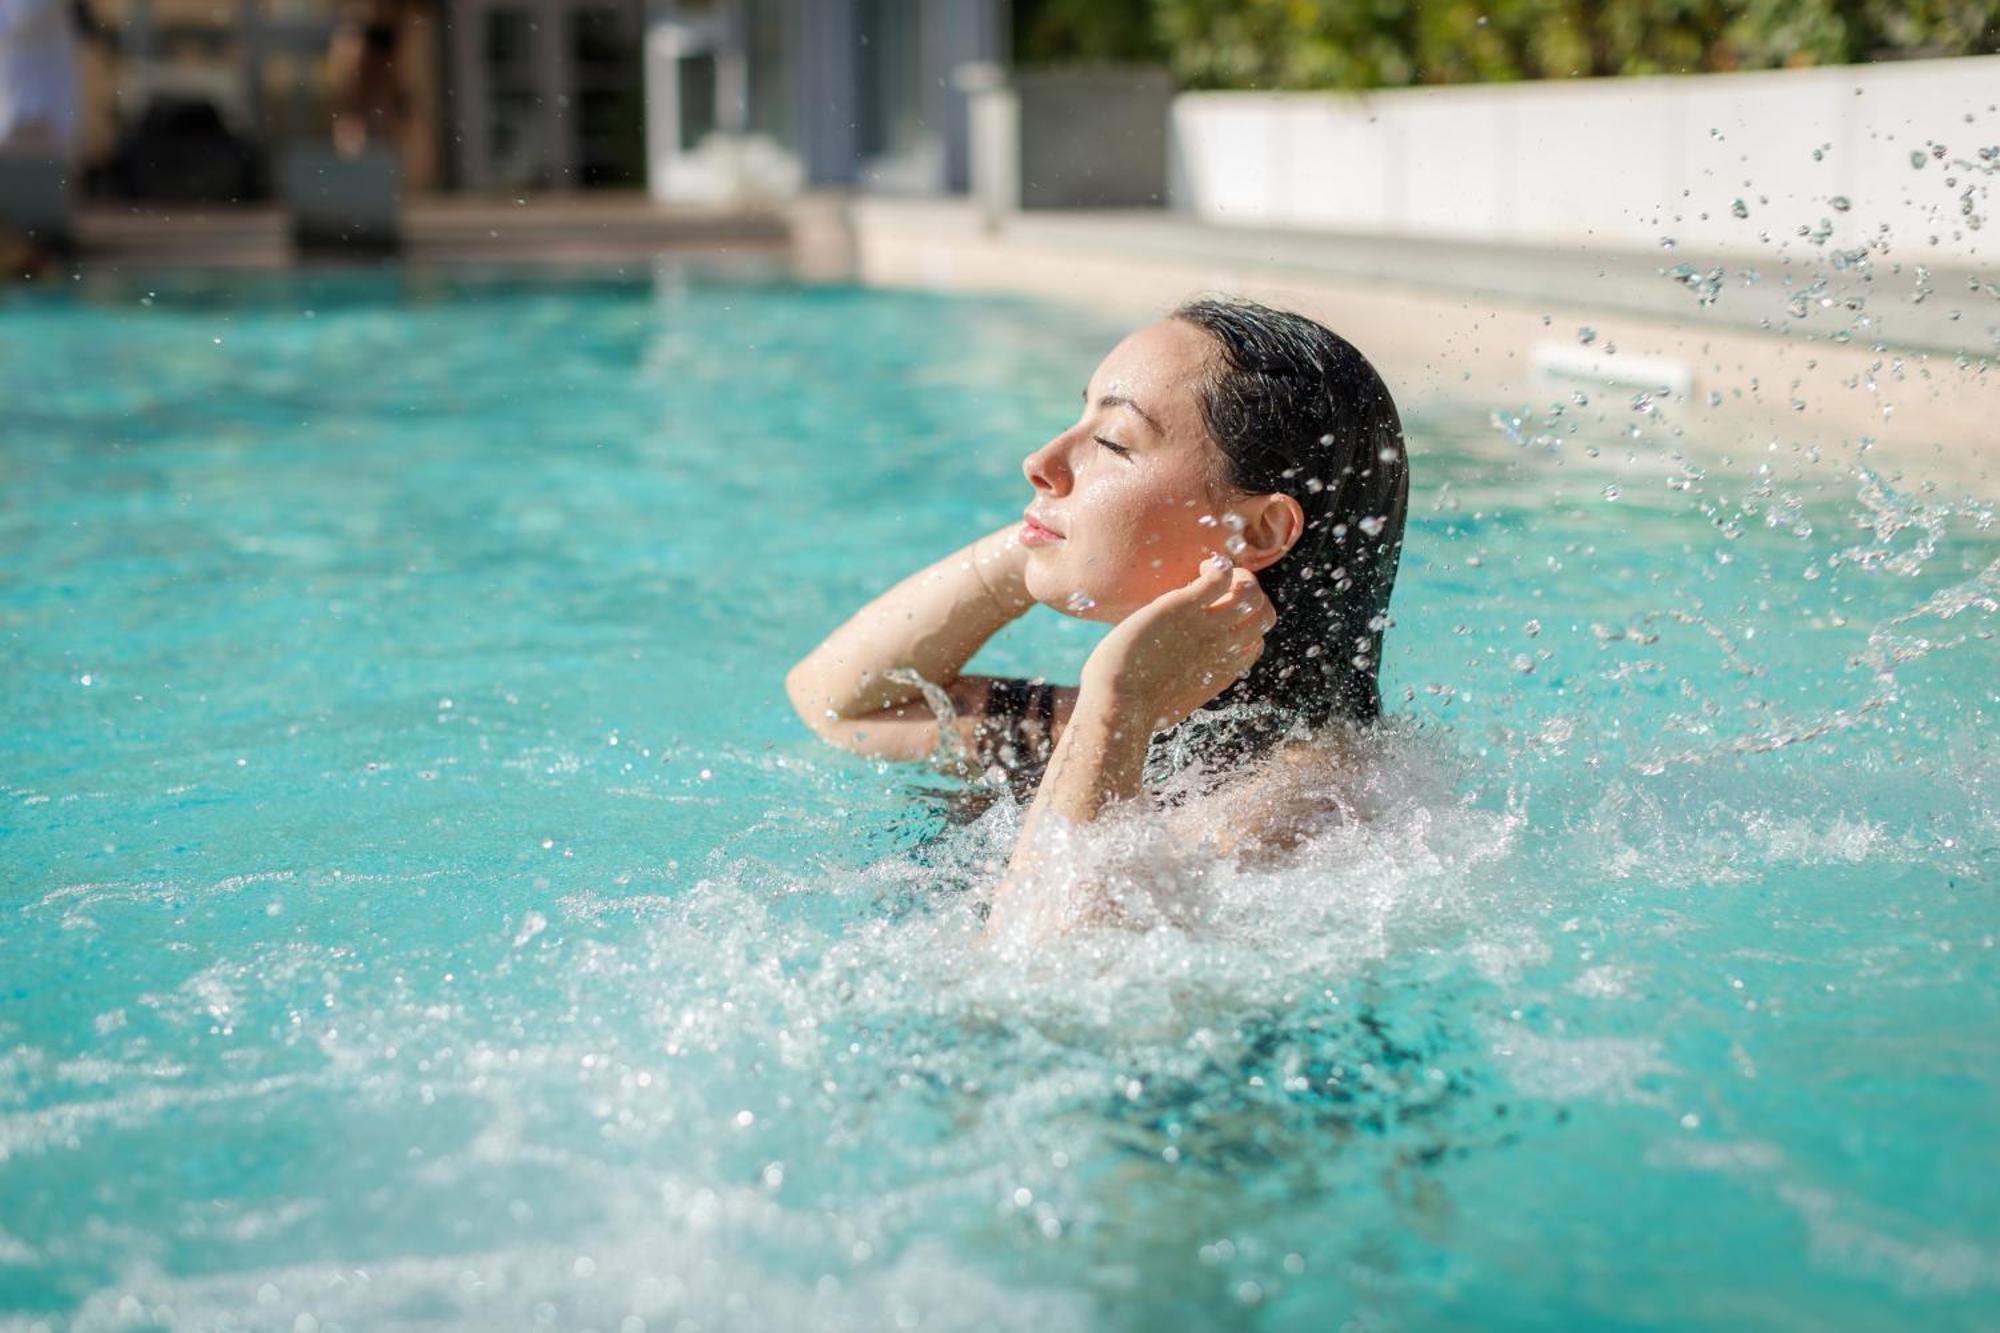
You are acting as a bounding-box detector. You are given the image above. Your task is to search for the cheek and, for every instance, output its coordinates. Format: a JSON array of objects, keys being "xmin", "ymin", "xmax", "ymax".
[{"xmin": 1072, "ymin": 481, "xmax": 1220, "ymax": 605}]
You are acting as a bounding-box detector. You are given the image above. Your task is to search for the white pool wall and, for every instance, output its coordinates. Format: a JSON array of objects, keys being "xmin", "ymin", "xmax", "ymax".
[{"xmin": 1169, "ymin": 55, "xmax": 1998, "ymax": 264}]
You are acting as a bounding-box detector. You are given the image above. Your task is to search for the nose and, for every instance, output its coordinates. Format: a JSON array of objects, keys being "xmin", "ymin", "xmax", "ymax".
[{"xmin": 1022, "ymin": 431, "xmax": 1073, "ymax": 496}]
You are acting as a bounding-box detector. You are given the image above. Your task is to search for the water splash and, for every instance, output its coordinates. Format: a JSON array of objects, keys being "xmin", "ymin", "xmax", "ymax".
[{"xmin": 882, "ymin": 666, "xmax": 975, "ymax": 771}]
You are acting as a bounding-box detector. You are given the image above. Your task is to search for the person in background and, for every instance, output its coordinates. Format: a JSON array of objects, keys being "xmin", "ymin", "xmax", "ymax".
[
  {"xmin": 0, "ymin": 0, "xmax": 78, "ymax": 159},
  {"xmin": 0, "ymin": 0, "xmax": 80, "ymax": 277},
  {"xmin": 327, "ymin": 0, "xmax": 407, "ymax": 158}
]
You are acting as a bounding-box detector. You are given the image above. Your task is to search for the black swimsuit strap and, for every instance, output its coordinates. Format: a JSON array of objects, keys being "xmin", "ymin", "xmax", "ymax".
[
  {"xmin": 978, "ymin": 677, "xmax": 1058, "ymax": 777},
  {"xmin": 1031, "ymin": 680, "xmax": 1056, "ymax": 732},
  {"xmin": 984, "ymin": 678, "xmax": 1055, "ymax": 729},
  {"xmin": 985, "ymin": 676, "xmax": 1031, "ymax": 723}
]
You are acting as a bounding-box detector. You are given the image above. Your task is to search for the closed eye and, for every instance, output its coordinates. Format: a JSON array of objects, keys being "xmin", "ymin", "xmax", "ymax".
[{"xmin": 1094, "ymin": 436, "xmax": 1131, "ymax": 458}]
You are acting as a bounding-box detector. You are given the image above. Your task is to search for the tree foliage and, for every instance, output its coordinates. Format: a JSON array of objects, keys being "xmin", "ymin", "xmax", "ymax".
[{"xmin": 1012, "ymin": 0, "xmax": 2000, "ymax": 89}]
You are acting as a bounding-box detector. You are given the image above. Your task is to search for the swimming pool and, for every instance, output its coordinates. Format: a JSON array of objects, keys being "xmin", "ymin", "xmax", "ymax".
[{"xmin": 2, "ymin": 267, "xmax": 1994, "ymax": 1331}]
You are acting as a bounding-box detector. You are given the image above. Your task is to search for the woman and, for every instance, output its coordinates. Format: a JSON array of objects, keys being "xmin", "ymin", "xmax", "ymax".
[
  {"xmin": 785, "ymin": 297, "xmax": 1409, "ymax": 943},
  {"xmin": 327, "ymin": 0, "xmax": 408, "ymax": 159}
]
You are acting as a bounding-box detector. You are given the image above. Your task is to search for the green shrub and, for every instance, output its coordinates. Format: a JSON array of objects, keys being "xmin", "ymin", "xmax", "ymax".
[{"xmin": 1013, "ymin": 0, "xmax": 2000, "ymax": 89}]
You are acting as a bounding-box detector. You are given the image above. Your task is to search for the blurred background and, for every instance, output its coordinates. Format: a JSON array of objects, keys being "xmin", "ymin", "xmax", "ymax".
[{"xmin": 3, "ymin": 1, "xmax": 1995, "ymax": 225}]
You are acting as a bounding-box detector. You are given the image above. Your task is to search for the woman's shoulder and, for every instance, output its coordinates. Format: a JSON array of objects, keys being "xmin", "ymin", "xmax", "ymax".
[
  {"xmin": 1272, "ymin": 723, "xmax": 1369, "ymax": 777},
  {"xmin": 1166, "ymin": 723, "xmax": 1373, "ymax": 861}
]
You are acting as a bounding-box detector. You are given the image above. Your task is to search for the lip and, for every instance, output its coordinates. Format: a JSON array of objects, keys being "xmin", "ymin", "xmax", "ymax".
[{"xmin": 1021, "ymin": 510, "xmax": 1065, "ymax": 545}]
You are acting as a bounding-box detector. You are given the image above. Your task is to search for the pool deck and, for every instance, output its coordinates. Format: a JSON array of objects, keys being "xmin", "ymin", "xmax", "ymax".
[
  {"xmin": 37, "ymin": 188, "xmax": 1999, "ymax": 495},
  {"xmin": 69, "ymin": 193, "xmax": 791, "ymax": 269}
]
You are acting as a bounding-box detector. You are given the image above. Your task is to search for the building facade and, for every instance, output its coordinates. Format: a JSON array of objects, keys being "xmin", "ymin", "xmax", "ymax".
[
  {"xmin": 633, "ymin": 0, "xmax": 1005, "ymax": 203},
  {"xmin": 70, "ymin": 0, "xmax": 1001, "ymax": 199}
]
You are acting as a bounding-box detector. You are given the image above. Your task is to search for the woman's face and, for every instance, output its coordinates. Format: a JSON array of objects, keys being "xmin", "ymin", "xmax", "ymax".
[{"xmin": 1020, "ymin": 319, "xmax": 1238, "ymax": 623}]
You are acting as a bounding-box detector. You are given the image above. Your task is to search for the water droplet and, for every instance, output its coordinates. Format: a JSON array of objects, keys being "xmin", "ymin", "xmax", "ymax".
[
  {"xmin": 1731, "ymin": 198, "xmax": 1749, "ymax": 219},
  {"xmin": 1223, "ymin": 535, "xmax": 1247, "ymax": 555},
  {"xmin": 1911, "ymin": 149, "xmax": 1928, "ymax": 170},
  {"xmin": 1829, "ymin": 195, "xmax": 1851, "ymax": 212},
  {"xmin": 1659, "ymin": 235, "xmax": 1677, "ymax": 250},
  {"xmin": 1602, "ymin": 484, "xmax": 1621, "ymax": 501},
  {"xmin": 1577, "ymin": 326, "xmax": 1597, "ymax": 346},
  {"xmin": 1357, "ymin": 515, "xmax": 1386, "ymax": 537},
  {"xmin": 1197, "ymin": 513, "xmax": 1218, "ymax": 527}
]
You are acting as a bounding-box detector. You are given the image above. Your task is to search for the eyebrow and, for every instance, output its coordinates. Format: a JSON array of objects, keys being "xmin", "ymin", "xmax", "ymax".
[{"xmin": 1083, "ymin": 389, "xmax": 1165, "ymax": 437}]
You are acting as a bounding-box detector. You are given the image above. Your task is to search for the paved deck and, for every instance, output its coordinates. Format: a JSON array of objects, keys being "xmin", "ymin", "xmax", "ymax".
[
  {"xmin": 974, "ymin": 207, "xmax": 1993, "ymax": 360},
  {"xmin": 71, "ymin": 192, "xmax": 791, "ymax": 268}
]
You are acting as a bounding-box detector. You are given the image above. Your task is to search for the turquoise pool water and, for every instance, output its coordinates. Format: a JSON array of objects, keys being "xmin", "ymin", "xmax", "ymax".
[{"xmin": 1, "ymin": 267, "xmax": 1994, "ymax": 1331}]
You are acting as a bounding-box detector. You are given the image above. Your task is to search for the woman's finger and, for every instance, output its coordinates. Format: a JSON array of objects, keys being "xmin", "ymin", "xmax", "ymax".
[{"xmin": 1188, "ymin": 555, "xmax": 1236, "ymax": 602}]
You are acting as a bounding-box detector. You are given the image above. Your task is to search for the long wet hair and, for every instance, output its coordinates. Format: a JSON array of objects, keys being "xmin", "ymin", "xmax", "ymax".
[{"xmin": 1153, "ymin": 297, "xmax": 1410, "ymax": 768}]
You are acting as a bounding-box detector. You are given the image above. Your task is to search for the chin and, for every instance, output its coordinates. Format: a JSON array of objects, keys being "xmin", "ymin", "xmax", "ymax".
[{"xmin": 1027, "ymin": 568, "xmax": 1133, "ymax": 623}]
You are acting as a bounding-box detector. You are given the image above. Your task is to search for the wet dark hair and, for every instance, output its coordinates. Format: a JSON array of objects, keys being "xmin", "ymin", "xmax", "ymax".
[{"xmin": 1158, "ymin": 296, "xmax": 1410, "ymax": 764}]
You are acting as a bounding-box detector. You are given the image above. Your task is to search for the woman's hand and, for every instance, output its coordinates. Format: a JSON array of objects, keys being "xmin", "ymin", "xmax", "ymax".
[{"xmin": 1079, "ymin": 555, "xmax": 1277, "ymax": 734}]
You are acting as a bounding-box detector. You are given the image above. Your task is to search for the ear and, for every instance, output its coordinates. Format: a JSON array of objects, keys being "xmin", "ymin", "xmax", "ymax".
[{"xmin": 1235, "ymin": 492, "xmax": 1306, "ymax": 574}]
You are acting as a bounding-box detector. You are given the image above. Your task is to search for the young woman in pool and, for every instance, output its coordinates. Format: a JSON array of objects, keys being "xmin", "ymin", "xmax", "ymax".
[{"xmin": 785, "ymin": 297, "xmax": 1409, "ymax": 942}]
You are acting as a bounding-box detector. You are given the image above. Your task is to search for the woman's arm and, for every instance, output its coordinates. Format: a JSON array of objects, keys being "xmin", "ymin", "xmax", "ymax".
[
  {"xmin": 981, "ymin": 684, "xmax": 1153, "ymax": 938},
  {"xmin": 982, "ymin": 556, "xmax": 1278, "ymax": 943},
  {"xmin": 785, "ymin": 523, "xmax": 1055, "ymax": 769}
]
